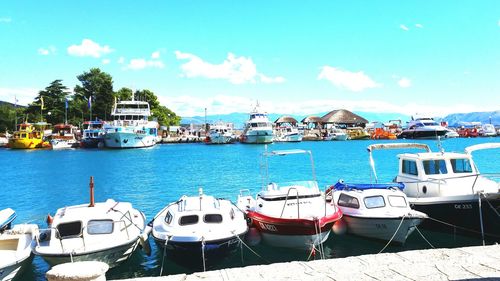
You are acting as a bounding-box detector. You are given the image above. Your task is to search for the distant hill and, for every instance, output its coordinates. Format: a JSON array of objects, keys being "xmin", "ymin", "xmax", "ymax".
[
  {"xmin": 442, "ymin": 111, "xmax": 499, "ymax": 127},
  {"xmin": 181, "ymin": 111, "xmax": 411, "ymax": 129},
  {"xmin": 0, "ymin": 101, "xmax": 25, "ymax": 108}
]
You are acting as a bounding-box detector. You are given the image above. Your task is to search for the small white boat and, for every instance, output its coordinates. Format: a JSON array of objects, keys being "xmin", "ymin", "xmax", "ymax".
[
  {"xmin": 274, "ymin": 126, "xmax": 303, "ymax": 142},
  {"xmin": 205, "ymin": 122, "xmax": 235, "ymax": 144},
  {"xmin": 0, "ymin": 224, "xmax": 39, "ymax": 281},
  {"xmin": 237, "ymin": 149, "xmax": 342, "ymax": 251},
  {"xmin": 151, "ymin": 189, "xmax": 248, "ymax": 267},
  {"xmin": 0, "ymin": 209, "xmax": 16, "ymax": 232},
  {"xmin": 33, "ymin": 177, "xmax": 149, "ymax": 268},
  {"xmin": 50, "ymin": 124, "xmax": 79, "ymax": 149},
  {"xmin": 324, "ymin": 126, "xmax": 348, "ymax": 141},
  {"xmin": 329, "ymin": 181, "xmax": 427, "ymax": 244}
]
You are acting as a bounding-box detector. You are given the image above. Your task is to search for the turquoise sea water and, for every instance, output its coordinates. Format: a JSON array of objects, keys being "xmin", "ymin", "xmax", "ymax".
[{"xmin": 2, "ymin": 137, "xmax": 499, "ymax": 280}]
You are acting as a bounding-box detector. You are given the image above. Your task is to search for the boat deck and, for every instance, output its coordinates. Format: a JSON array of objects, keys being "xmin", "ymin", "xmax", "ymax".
[{"xmin": 115, "ymin": 244, "xmax": 500, "ymax": 281}]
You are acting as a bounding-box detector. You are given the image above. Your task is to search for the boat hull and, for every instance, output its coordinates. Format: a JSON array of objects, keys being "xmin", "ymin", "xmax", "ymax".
[
  {"xmin": 0, "ymin": 254, "xmax": 33, "ymax": 281},
  {"xmin": 398, "ymin": 129, "xmax": 448, "ymax": 139},
  {"xmin": 104, "ymin": 132, "xmax": 157, "ymax": 148},
  {"xmin": 246, "ymin": 211, "xmax": 340, "ymax": 249},
  {"xmin": 275, "ymin": 134, "xmax": 303, "ymax": 142},
  {"xmin": 409, "ymin": 196, "xmax": 500, "ymax": 240},
  {"xmin": 50, "ymin": 139, "xmax": 79, "ymax": 149},
  {"xmin": 8, "ymin": 139, "xmax": 49, "ymax": 149},
  {"xmin": 152, "ymin": 235, "xmax": 243, "ymax": 267},
  {"xmin": 80, "ymin": 138, "xmax": 104, "ymax": 148},
  {"xmin": 35, "ymin": 239, "xmax": 140, "ymax": 269},
  {"xmin": 342, "ymin": 215, "xmax": 424, "ymax": 244},
  {"xmin": 206, "ymin": 135, "xmax": 234, "ymax": 144},
  {"xmin": 241, "ymin": 133, "xmax": 274, "ymax": 144}
]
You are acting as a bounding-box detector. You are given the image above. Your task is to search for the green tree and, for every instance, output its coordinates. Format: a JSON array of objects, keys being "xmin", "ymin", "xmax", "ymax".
[
  {"xmin": 0, "ymin": 104, "xmax": 17, "ymax": 131},
  {"xmin": 74, "ymin": 68, "xmax": 114, "ymax": 120},
  {"xmin": 115, "ymin": 87, "xmax": 133, "ymax": 101},
  {"xmin": 25, "ymin": 80, "xmax": 70, "ymax": 124},
  {"xmin": 134, "ymin": 89, "xmax": 180, "ymax": 126}
]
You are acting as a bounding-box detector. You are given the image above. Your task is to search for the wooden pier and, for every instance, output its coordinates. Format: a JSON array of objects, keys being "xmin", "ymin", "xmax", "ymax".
[{"xmin": 116, "ymin": 244, "xmax": 500, "ymax": 281}]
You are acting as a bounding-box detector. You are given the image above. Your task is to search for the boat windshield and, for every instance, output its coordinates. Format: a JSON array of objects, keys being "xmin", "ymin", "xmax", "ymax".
[
  {"xmin": 56, "ymin": 221, "xmax": 82, "ymax": 239},
  {"xmin": 450, "ymin": 158, "xmax": 473, "ymax": 173},
  {"xmin": 423, "ymin": 159, "xmax": 448, "ymax": 175},
  {"xmin": 388, "ymin": 195, "xmax": 407, "ymax": 207},
  {"xmin": 364, "ymin": 196, "xmax": 386, "ymax": 209}
]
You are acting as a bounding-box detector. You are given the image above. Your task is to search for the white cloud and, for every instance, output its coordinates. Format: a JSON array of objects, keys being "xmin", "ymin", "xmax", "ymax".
[
  {"xmin": 117, "ymin": 57, "xmax": 125, "ymax": 64},
  {"xmin": 175, "ymin": 51, "xmax": 284, "ymax": 84},
  {"xmin": 124, "ymin": 58, "xmax": 165, "ymax": 70},
  {"xmin": 400, "ymin": 24, "xmax": 409, "ymax": 31},
  {"xmin": 38, "ymin": 46, "xmax": 56, "ymax": 56},
  {"xmin": 0, "ymin": 87, "xmax": 39, "ymax": 106},
  {"xmin": 398, "ymin": 77, "xmax": 412, "ymax": 88},
  {"xmin": 67, "ymin": 39, "xmax": 113, "ymax": 58},
  {"xmin": 415, "ymin": 23, "xmax": 423, "ymax": 28},
  {"xmin": 160, "ymin": 94, "xmax": 497, "ymax": 118},
  {"xmin": 151, "ymin": 51, "xmax": 161, "ymax": 59},
  {"xmin": 318, "ymin": 66, "xmax": 381, "ymax": 92},
  {"xmin": 102, "ymin": 58, "xmax": 111, "ymax": 65},
  {"xmin": 0, "ymin": 17, "xmax": 11, "ymax": 23}
]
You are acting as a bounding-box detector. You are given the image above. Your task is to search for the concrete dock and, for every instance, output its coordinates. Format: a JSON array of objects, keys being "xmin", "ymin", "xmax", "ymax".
[{"xmin": 117, "ymin": 244, "xmax": 500, "ymax": 281}]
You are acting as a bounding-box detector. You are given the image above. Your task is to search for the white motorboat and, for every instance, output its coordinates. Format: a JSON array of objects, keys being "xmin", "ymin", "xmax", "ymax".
[
  {"xmin": 50, "ymin": 124, "xmax": 79, "ymax": 149},
  {"xmin": 0, "ymin": 224, "xmax": 39, "ymax": 281},
  {"xmin": 444, "ymin": 128, "xmax": 459, "ymax": 138},
  {"xmin": 103, "ymin": 98, "xmax": 159, "ymax": 148},
  {"xmin": 328, "ymin": 181, "xmax": 427, "ymax": 244},
  {"xmin": 480, "ymin": 124, "xmax": 497, "ymax": 137},
  {"xmin": 33, "ymin": 177, "xmax": 149, "ymax": 268},
  {"xmin": 151, "ymin": 189, "xmax": 248, "ymax": 267},
  {"xmin": 398, "ymin": 116, "xmax": 448, "ymax": 139},
  {"xmin": 240, "ymin": 102, "xmax": 274, "ymax": 144},
  {"xmin": 324, "ymin": 126, "xmax": 348, "ymax": 141},
  {"xmin": 0, "ymin": 209, "xmax": 16, "ymax": 232},
  {"xmin": 274, "ymin": 126, "xmax": 302, "ymax": 142},
  {"xmin": 237, "ymin": 149, "xmax": 342, "ymax": 251},
  {"xmin": 205, "ymin": 122, "xmax": 235, "ymax": 144},
  {"xmin": 367, "ymin": 142, "xmax": 500, "ymax": 240}
]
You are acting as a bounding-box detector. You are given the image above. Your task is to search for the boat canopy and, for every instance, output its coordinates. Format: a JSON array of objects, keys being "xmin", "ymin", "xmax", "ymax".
[
  {"xmin": 333, "ymin": 181, "xmax": 405, "ymax": 191},
  {"xmin": 464, "ymin": 143, "xmax": 500, "ymax": 155},
  {"xmin": 367, "ymin": 143, "xmax": 431, "ymax": 153},
  {"xmin": 367, "ymin": 143, "xmax": 431, "ymax": 183}
]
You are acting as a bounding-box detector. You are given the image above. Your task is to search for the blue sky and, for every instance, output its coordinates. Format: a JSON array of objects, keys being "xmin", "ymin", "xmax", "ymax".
[{"xmin": 1, "ymin": 1, "xmax": 499, "ymax": 117}]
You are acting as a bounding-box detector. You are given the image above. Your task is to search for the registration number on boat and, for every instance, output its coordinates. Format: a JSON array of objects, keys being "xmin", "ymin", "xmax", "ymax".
[
  {"xmin": 454, "ymin": 204, "xmax": 473, "ymax": 210},
  {"xmin": 259, "ymin": 222, "xmax": 278, "ymax": 232}
]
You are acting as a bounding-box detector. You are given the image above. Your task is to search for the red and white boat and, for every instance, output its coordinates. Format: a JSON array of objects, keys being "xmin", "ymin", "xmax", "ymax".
[{"xmin": 237, "ymin": 149, "xmax": 342, "ymax": 250}]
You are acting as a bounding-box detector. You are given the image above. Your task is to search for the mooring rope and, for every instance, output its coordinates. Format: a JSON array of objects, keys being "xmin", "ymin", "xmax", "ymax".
[
  {"xmin": 415, "ymin": 226, "xmax": 435, "ymax": 249},
  {"xmin": 378, "ymin": 214, "xmax": 406, "ymax": 254},
  {"xmin": 159, "ymin": 237, "xmax": 169, "ymax": 276},
  {"xmin": 201, "ymin": 237, "xmax": 206, "ymax": 272},
  {"xmin": 231, "ymin": 231, "xmax": 270, "ymax": 263}
]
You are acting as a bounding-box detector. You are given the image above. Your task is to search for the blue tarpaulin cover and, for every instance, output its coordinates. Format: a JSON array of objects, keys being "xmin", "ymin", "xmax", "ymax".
[{"xmin": 333, "ymin": 181, "xmax": 405, "ymax": 191}]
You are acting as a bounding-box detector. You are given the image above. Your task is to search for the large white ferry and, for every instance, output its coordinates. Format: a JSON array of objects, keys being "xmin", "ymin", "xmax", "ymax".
[
  {"xmin": 103, "ymin": 99, "xmax": 158, "ymax": 148},
  {"xmin": 240, "ymin": 103, "xmax": 274, "ymax": 144}
]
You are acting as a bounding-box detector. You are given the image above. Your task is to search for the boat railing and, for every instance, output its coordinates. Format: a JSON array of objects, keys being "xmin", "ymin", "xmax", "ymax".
[
  {"xmin": 400, "ymin": 173, "xmax": 500, "ymax": 196},
  {"xmin": 280, "ymin": 187, "xmax": 300, "ymax": 219}
]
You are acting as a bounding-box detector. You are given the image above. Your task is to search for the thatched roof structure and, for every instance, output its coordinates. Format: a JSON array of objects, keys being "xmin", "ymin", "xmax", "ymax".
[
  {"xmin": 301, "ymin": 116, "xmax": 322, "ymax": 124},
  {"xmin": 321, "ymin": 109, "xmax": 368, "ymax": 125},
  {"xmin": 274, "ymin": 116, "xmax": 298, "ymax": 124}
]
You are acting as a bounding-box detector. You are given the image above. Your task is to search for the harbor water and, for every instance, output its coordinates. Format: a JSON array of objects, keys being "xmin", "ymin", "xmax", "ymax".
[{"xmin": 1, "ymin": 137, "xmax": 499, "ymax": 280}]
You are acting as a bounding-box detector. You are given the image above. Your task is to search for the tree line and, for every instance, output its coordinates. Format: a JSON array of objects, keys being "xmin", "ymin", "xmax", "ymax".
[{"xmin": 0, "ymin": 68, "xmax": 181, "ymax": 131}]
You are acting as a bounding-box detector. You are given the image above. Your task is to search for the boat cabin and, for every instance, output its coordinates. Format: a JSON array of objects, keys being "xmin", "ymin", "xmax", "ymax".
[{"xmin": 334, "ymin": 184, "xmax": 410, "ymax": 214}]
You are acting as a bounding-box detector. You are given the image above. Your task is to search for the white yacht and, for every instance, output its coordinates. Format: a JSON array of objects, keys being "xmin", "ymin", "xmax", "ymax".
[
  {"xmin": 480, "ymin": 124, "xmax": 497, "ymax": 137},
  {"xmin": 33, "ymin": 178, "xmax": 149, "ymax": 268},
  {"xmin": 205, "ymin": 122, "xmax": 235, "ymax": 144},
  {"xmin": 103, "ymin": 99, "xmax": 159, "ymax": 148},
  {"xmin": 240, "ymin": 103, "xmax": 274, "ymax": 144},
  {"xmin": 151, "ymin": 189, "xmax": 248, "ymax": 267},
  {"xmin": 324, "ymin": 126, "xmax": 348, "ymax": 141},
  {"xmin": 274, "ymin": 126, "xmax": 302, "ymax": 142},
  {"xmin": 367, "ymin": 142, "xmax": 500, "ymax": 240},
  {"xmin": 328, "ymin": 181, "xmax": 427, "ymax": 244},
  {"xmin": 398, "ymin": 116, "xmax": 448, "ymax": 139}
]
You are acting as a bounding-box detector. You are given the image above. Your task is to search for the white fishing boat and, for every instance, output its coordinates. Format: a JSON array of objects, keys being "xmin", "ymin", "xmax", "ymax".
[
  {"xmin": 151, "ymin": 189, "xmax": 248, "ymax": 267},
  {"xmin": 103, "ymin": 98, "xmax": 159, "ymax": 148},
  {"xmin": 0, "ymin": 224, "xmax": 39, "ymax": 281},
  {"xmin": 50, "ymin": 124, "xmax": 79, "ymax": 149},
  {"xmin": 367, "ymin": 142, "xmax": 500, "ymax": 240},
  {"xmin": 0, "ymin": 209, "xmax": 16, "ymax": 232},
  {"xmin": 33, "ymin": 177, "xmax": 149, "ymax": 268},
  {"xmin": 205, "ymin": 122, "xmax": 235, "ymax": 144},
  {"xmin": 328, "ymin": 181, "xmax": 427, "ymax": 244},
  {"xmin": 240, "ymin": 102, "xmax": 274, "ymax": 144},
  {"xmin": 237, "ymin": 149, "xmax": 342, "ymax": 251}
]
